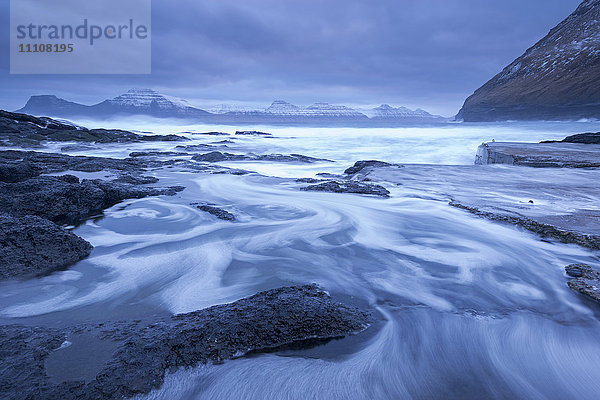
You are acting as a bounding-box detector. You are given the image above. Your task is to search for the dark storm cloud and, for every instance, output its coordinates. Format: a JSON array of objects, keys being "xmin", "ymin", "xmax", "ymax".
[{"xmin": 0, "ymin": 0, "xmax": 583, "ymax": 115}]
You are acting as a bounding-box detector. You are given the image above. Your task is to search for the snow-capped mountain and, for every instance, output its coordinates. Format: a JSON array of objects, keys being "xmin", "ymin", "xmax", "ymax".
[
  {"xmin": 104, "ymin": 89, "xmax": 192, "ymax": 110},
  {"xmin": 209, "ymin": 104, "xmax": 262, "ymax": 114},
  {"xmin": 457, "ymin": 0, "xmax": 600, "ymax": 121},
  {"xmin": 17, "ymin": 90, "xmax": 446, "ymax": 125},
  {"xmin": 302, "ymin": 103, "xmax": 367, "ymax": 119},
  {"xmin": 94, "ymin": 89, "xmax": 211, "ymax": 118},
  {"xmin": 264, "ymin": 100, "xmax": 302, "ymax": 115},
  {"xmin": 263, "ymin": 100, "xmax": 367, "ymax": 119},
  {"xmin": 364, "ymin": 104, "xmax": 445, "ymax": 121}
]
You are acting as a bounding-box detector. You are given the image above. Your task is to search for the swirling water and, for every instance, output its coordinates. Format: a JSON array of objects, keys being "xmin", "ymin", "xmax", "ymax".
[{"xmin": 2, "ymin": 120, "xmax": 600, "ymax": 399}]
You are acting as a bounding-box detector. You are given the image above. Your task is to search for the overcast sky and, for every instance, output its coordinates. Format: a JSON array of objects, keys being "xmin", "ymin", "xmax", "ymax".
[{"xmin": 0, "ymin": 0, "xmax": 583, "ymax": 116}]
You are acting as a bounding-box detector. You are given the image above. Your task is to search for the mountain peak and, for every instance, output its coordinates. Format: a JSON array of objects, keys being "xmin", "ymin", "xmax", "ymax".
[
  {"xmin": 125, "ymin": 88, "xmax": 160, "ymax": 95},
  {"xmin": 108, "ymin": 89, "xmax": 192, "ymax": 111},
  {"xmin": 265, "ymin": 100, "xmax": 300, "ymax": 114},
  {"xmin": 457, "ymin": 0, "xmax": 600, "ymax": 121}
]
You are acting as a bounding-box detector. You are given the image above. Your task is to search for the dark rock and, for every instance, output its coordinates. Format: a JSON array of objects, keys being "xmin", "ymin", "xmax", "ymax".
[
  {"xmin": 235, "ymin": 130, "xmax": 273, "ymax": 136},
  {"xmin": 0, "ymin": 175, "xmax": 183, "ymax": 226},
  {"xmin": 543, "ymin": 132, "xmax": 600, "ymax": 145},
  {"xmin": 0, "ymin": 150, "xmax": 144, "ymax": 175},
  {"xmin": 457, "ymin": 1, "xmax": 600, "ymax": 121},
  {"xmin": 210, "ymin": 169, "xmax": 250, "ymax": 176},
  {"xmin": 565, "ymin": 263, "xmax": 600, "ymax": 303},
  {"xmin": 0, "ymin": 285, "xmax": 371, "ymax": 400},
  {"xmin": 301, "ymin": 181, "xmax": 390, "ymax": 197},
  {"xmin": 566, "ymin": 263, "xmax": 590, "ymax": 278},
  {"xmin": 194, "ymin": 204, "xmax": 236, "ymax": 221},
  {"xmin": 0, "ymin": 213, "xmax": 92, "ymax": 280},
  {"xmin": 192, "ymin": 151, "xmax": 248, "ymax": 162},
  {"xmin": 344, "ymin": 160, "xmax": 394, "ymax": 175},
  {"xmin": 296, "ymin": 178, "xmax": 321, "ymax": 183},
  {"xmin": 315, "ymin": 172, "xmax": 342, "ymax": 178},
  {"xmin": 0, "ymin": 161, "xmax": 42, "ymax": 183},
  {"xmin": 0, "ymin": 150, "xmax": 185, "ymax": 280}
]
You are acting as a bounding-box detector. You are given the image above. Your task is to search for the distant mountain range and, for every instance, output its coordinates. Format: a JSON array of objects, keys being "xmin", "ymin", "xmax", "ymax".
[
  {"xmin": 457, "ymin": 0, "xmax": 600, "ymax": 121},
  {"xmin": 17, "ymin": 89, "xmax": 447, "ymax": 125}
]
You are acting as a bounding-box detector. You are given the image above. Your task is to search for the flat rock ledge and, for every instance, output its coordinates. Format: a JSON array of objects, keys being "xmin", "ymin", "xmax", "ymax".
[
  {"xmin": 565, "ymin": 264, "xmax": 600, "ymax": 303},
  {"xmin": 0, "ymin": 284, "xmax": 371, "ymax": 400},
  {"xmin": 475, "ymin": 142, "xmax": 600, "ymax": 168},
  {"xmin": 450, "ymin": 201, "xmax": 600, "ymax": 250}
]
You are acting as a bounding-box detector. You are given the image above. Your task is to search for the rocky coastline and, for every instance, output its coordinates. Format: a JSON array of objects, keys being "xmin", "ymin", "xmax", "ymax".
[{"xmin": 0, "ymin": 285, "xmax": 371, "ymax": 400}]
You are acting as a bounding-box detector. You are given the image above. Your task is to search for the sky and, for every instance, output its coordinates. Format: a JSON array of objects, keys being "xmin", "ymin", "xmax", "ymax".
[{"xmin": 0, "ymin": 0, "xmax": 584, "ymax": 116}]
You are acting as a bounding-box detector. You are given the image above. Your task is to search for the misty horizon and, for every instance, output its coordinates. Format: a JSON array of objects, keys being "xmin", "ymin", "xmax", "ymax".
[{"xmin": 0, "ymin": 0, "xmax": 582, "ymax": 116}]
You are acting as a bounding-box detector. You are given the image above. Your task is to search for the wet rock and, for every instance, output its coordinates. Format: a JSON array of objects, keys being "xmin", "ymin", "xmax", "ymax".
[
  {"xmin": 192, "ymin": 151, "xmax": 248, "ymax": 162},
  {"xmin": 296, "ymin": 177, "xmax": 322, "ymax": 183},
  {"xmin": 565, "ymin": 263, "xmax": 590, "ymax": 278},
  {"xmin": 0, "ymin": 150, "xmax": 185, "ymax": 280},
  {"xmin": 0, "ymin": 213, "xmax": 92, "ymax": 280},
  {"xmin": 0, "ymin": 285, "xmax": 371, "ymax": 400},
  {"xmin": 301, "ymin": 181, "xmax": 390, "ymax": 198},
  {"xmin": 565, "ymin": 264, "xmax": 600, "ymax": 303},
  {"xmin": 0, "ymin": 175, "xmax": 183, "ymax": 226},
  {"xmin": 235, "ymin": 130, "xmax": 272, "ymax": 136},
  {"xmin": 193, "ymin": 204, "xmax": 236, "ymax": 221},
  {"xmin": 315, "ymin": 172, "xmax": 343, "ymax": 179},
  {"xmin": 344, "ymin": 160, "xmax": 395, "ymax": 175}
]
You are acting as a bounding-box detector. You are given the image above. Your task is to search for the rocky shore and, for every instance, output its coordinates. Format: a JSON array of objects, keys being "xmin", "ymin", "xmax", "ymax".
[
  {"xmin": 0, "ymin": 110, "xmax": 187, "ymax": 147},
  {"xmin": 0, "ymin": 112, "xmax": 381, "ymax": 400},
  {"xmin": 0, "ymin": 150, "xmax": 184, "ymax": 280},
  {"xmin": 2, "ymin": 108, "xmax": 600, "ymax": 399},
  {"xmin": 0, "ymin": 285, "xmax": 371, "ymax": 400}
]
